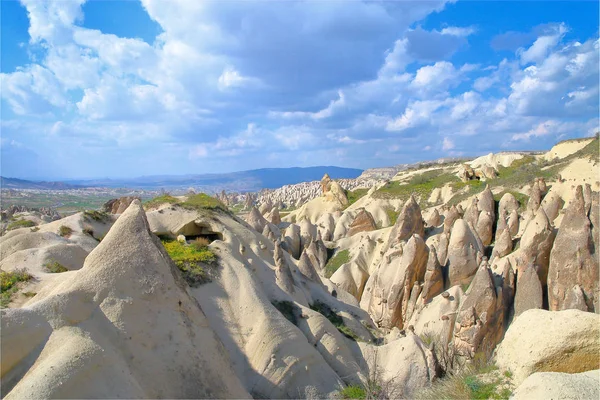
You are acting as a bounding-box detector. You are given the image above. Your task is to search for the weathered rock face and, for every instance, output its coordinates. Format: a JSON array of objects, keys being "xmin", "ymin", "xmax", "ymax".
[
  {"xmin": 498, "ymin": 192, "xmax": 519, "ymax": 220},
  {"xmin": 548, "ymin": 186, "xmax": 599, "ymax": 313},
  {"xmin": 476, "ymin": 211, "xmax": 494, "ymax": 247},
  {"xmin": 360, "ymin": 234, "xmax": 429, "ymax": 329},
  {"xmin": 446, "ymin": 219, "xmax": 483, "ymax": 288},
  {"xmin": 246, "ymin": 206, "xmax": 268, "ymax": 233},
  {"xmin": 453, "ymin": 260, "xmax": 504, "ymax": 358},
  {"xmin": 347, "ymin": 208, "xmax": 377, "ymax": 237},
  {"xmin": 320, "ymin": 174, "xmax": 349, "ymax": 207},
  {"xmin": 514, "ymin": 264, "xmax": 543, "ymax": 317},
  {"xmin": 1, "ymin": 201, "xmax": 250, "ymax": 399},
  {"xmin": 444, "ymin": 205, "xmax": 460, "ymax": 233},
  {"xmin": 266, "ymin": 207, "xmax": 282, "ymax": 225},
  {"xmin": 298, "ymin": 249, "xmax": 323, "ymax": 284},
  {"xmin": 259, "ymin": 199, "xmax": 273, "ymax": 215},
  {"xmin": 496, "ymin": 309, "xmax": 600, "ymax": 385},
  {"xmin": 274, "ymin": 242, "xmax": 296, "ymax": 295},
  {"xmin": 512, "ymin": 370, "xmax": 600, "ymax": 400},
  {"xmin": 421, "ymin": 247, "xmax": 444, "ymax": 302},
  {"xmin": 102, "ymin": 196, "xmax": 141, "ymax": 214},
  {"xmin": 491, "ymin": 215, "xmax": 512, "ymax": 259},
  {"xmin": 299, "ymin": 219, "xmax": 318, "ymax": 253},
  {"xmin": 385, "ymin": 195, "xmax": 425, "ymax": 252},
  {"xmin": 516, "ymin": 207, "xmax": 556, "ymax": 287},
  {"xmin": 330, "ymin": 262, "xmax": 369, "ymax": 301},
  {"xmin": 284, "ymin": 223, "xmax": 301, "ymax": 259},
  {"xmin": 507, "ymin": 209, "xmax": 520, "ymax": 238},
  {"xmin": 541, "ymin": 191, "xmax": 564, "ymax": 222},
  {"xmin": 426, "ymin": 209, "xmax": 441, "ymax": 227}
]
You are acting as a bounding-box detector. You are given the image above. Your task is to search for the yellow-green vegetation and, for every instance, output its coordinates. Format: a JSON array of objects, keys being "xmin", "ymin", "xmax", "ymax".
[
  {"xmin": 58, "ymin": 225, "xmax": 73, "ymax": 237},
  {"xmin": 145, "ymin": 193, "xmax": 230, "ymax": 214},
  {"xmin": 82, "ymin": 223, "xmax": 94, "ymax": 237},
  {"xmin": 345, "ymin": 188, "xmax": 369, "ymax": 208},
  {"xmin": 340, "ymin": 385, "xmax": 366, "ymax": 399},
  {"xmin": 493, "ymin": 190, "xmax": 530, "ymax": 211},
  {"xmin": 180, "ymin": 193, "xmax": 229, "ymax": 213},
  {"xmin": 43, "ymin": 260, "xmax": 69, "ymax": 273},
  {"xmin": 310, "ymin": 300, "xmax": 359, "ymax": 341},
  {"xmin": 30, "ymin": 226, "xmax": 40, "ymax": 232},
  {"xmin": 272, "ymin": 300, "xmax": 299, "ymax": 325},
  {"xmin": 384, "ymin": 207, "xmax": 399, "ymax": 226},
  {"xmin": 1, "ymin": 268, "xmax": 32, "ymax": 307},
  {"xmin": 374, "ymin": 169, "xmax": 458, "ymax": 206},
  {"xmin": 325, "ymin": 249, "xmax": 350, "ymax": 278},
  {"xmin": 83, "ymin": 210, "xmax": 110, "ymax": 222},
  {"xmin": 6, "ymin": 219, "xmax": 36, "ymax": 231},
  {"xmin": 447, "ymin": 180, "xmax": 486, "ymax": 207},
  {"xmin": 416, "ymin": 361, "xmax": 512, "ymax": 400},
  {"xmin": 161, "ymin": 238, "xmax": 216, "ymax": 286},
  {"xmin": 143, "ymin": 194, "xmax": 179, "ymax": 209}
]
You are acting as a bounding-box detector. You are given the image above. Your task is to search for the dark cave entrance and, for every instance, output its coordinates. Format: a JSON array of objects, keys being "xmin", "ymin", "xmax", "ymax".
[{"xmin": 178, "ymin": 221, "xmax": 224, "ymax": 243}]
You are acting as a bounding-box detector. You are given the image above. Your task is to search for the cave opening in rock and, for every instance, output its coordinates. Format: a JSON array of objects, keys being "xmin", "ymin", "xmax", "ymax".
[{"xmin": 179, "ymin": 221, "xmax": 224, "ymax": 243}]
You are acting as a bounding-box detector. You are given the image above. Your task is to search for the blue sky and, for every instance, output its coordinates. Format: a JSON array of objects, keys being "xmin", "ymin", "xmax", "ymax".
[{"xmin": 1, "ymin": 0, "xmax": 598, "ymax": 180}]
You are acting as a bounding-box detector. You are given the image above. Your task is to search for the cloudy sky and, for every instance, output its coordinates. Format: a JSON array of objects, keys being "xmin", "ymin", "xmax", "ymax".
[{"xmin": 1, "ymin": 0, "xmax": 598, "ymax": 180}]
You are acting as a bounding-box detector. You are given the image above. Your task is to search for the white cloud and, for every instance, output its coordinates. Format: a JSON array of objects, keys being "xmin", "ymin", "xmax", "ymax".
[
  {"xmin": 440, "ymin": 26, "xmax": 476, "ymax": 37},
  {"xmin": 411, "ymin": 61, "xmax": 459, "ymax": 91},
  {"xmin": 269, "ymin": 90, "xmax": 345, "ymax": 120},
  {"xmin": 518, "ymin": 23, "xmax": 568, "ymax": 65},
  {"xmin": 442, "ymin": 137, "xmax": 455, "ymax": 150}
]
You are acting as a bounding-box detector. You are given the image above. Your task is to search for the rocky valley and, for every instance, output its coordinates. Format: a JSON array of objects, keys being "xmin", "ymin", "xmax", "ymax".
[{"xmin": 1, "ymin": 135, "xmax": 598, "ymax": 399}]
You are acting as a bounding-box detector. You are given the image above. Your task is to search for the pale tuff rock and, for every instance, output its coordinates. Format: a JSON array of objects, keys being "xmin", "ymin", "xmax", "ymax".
[
  {"xmin": 498, "ymin": 192, "xmax": 520, "ymax": 219},
  {"xmin": 496, "ymin": 309, "xmax": 600, "ymax": 385},
  {"xmin": 476, "ymin": 211, "xmax": 494, "ymax": 247},
  {"xmin": 463, "ymin": 198, "xmax": 480, "ymax": 229},
  {"xmin": 320, "ymin": 174, "xmax": 349, "ymax": 207},
  {"xmin": 359, "ymin": 334, "xmax": 438, "ymax": 399},
  {"xmin": 246, "ymin": 206, "xmax": 268, "ymax": 233},
  {"xmin": 583, "ymin": 183, "xmax": 592, "ymax": 215},
  {"xmin": 548, "ymin": 185, "xmax": 598, "ymax": 312},
  {"xmin": 333, "ymin": 211, "xmax": 354, "ymax": 241},
  {"xmin": 478, "ymin": 186, "xmax": 495, "ymax": 216},
  {"xmin": 527, "ymin": 181, "xmax": 543, "ymax": 214},
  {"xmin": 512, "ymin": 370, "xmax": 600, "ymax": 400},
  {"xmin": 426, "ymin": 208, "xmax": 441, "ymax": 227},
  {"xmin": 1, "ymin": 201, "xmax": 250, "ymax": 399},
  {"xmin": 541, "ymin": 191, "xmax": 564, "ymax": 222},
  {"xmin": 266, "ymin": 207, "xmax": 281, "ymax": 225},
  {"xmin": 102, "ymin": 196, "xmax": 140, "ymax": 214},
  {"xmin": 306, "ymin": 240, "xmax": 325, "ymax": 274},
  {"xmin": 563, "ymin": 285, "xmax": 589, "ymax": 312},
  {"xmin": 360, "ymin": 234, "xmax": 428, "ymax": 329},
  {"xmin": 259, "ymin": 199, "xmax": 273, "ymax": 215},
  {"xmin": 491, "ymin": 215, "xmax": 512, "ymax": 259},
  {"xmin": 299, "ymin": 218, "xmax": 318, "ymax": 252},
  {"xmin": 330, "ymin": 261, "xmax": 369, "ymax": 301},
  {"xmin": 315, "ymin": 212, "xmax": 336, "ymax": 241},
  {"xmin": 507, "ymin": 209, "xmax": 520, "ymax": 237},
  {"xmin": 347, "ymin": 208, "xmax": 377, "ymax": 237},
  {"xmin": 284, "ymin": 223, "xmax": 301, "ymax": 259},
  {"xmin": 274, "ymin": 243, "xmax": 296, "ymax": 295},
  {"xmin": 385, "ymin": 195, "xmax": 425, "ymax": 252},
  {"xmin": 421, "ymin": 247, "xmax": 444, "ymax": 302},
  {"xmin": 515, "ymin": 207, "xmax": 556, "ymax": 287},
  {"xmin": 514, "ymin": 264, "xmax": 543, "ymax": 317},
  {"xmin": 443, "ymin": 205, "xmax": 460, "ymax": 233},
  {"xmin": 298, "ymin": 249, "xmax": 323, "ymax": 284},
  {"xmin": 446, "ymin": 219, "xmax": 483, "ymax": 288},
  {"xmin": 453, "ymin": 259, "xmax": 504, "ymax": 358}
]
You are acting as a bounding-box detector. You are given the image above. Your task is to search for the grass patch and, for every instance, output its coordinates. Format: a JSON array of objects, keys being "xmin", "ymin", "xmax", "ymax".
[
  {"xmin": 6, "ymin": 219, "xmax": 36, "ymax": 231},
  {"xmin": 1, "ymin": 268, "xmax": 32, "ymax": 307},
  {"xmin": 340, "ymin": 385, "xmax": 366, "ymax": 399},
  {"xmin": 345, "ymin": 188, "xmax": 369, "ymax": 208},
  {"xmin": 272, "ymin": 300, "xmax": 299, "ymax": 325},
  {"xmin": 22, "ymin": 291, "xmax": 37, "ymax": 297},
  {"xmin": 384, "ymin": 207, "xmax": 399, "ymax": 226},
  {"xmin": 325, "ymin": 249, "xmax": 350, "ymax": 278},
  {"xmin": 144, "ymin": 194, "xmax": 179, "ymax": 209},
  {"xmin": 161, "ymin": 238, "xmax": 216, "ymax": 286},
  {"xmin": 43, "ymin": 260, "xmax": 69, "ymax": 273},
  {"xmin": 180, "ymin": 193, "xmax": 229, "ymax": 213},
  {"xmin": 83, "ymin": 210, "xmax": 110, "ymax": 222},
  {"xmin": 493, "ymin": 190, "xmax": 530, "ymax": 211},
  {"xmin": 310, "ymin": 300, "xmax": 359, "ymax": 341},
  {"xmin": 373, "ymin": 169, "xmax": 458, "ymax": 206},
  {"xmin": 58, "ymin": 225, "xmax": 73, "ymax": 237}
]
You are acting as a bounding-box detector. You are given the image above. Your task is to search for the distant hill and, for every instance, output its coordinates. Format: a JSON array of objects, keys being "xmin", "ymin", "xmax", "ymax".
[
  {"xmin": 4, "ymin": 166, "xmax": 363, "ymax": 192},
  {"xmin": 0, "ymin": 177, "xmax": 84, "ymax": 190}
]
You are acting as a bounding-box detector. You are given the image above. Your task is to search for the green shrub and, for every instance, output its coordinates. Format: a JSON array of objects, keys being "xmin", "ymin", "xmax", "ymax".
[
  {"xmin": 180, "ymin": 193, "xmax": 229, "ymax": 213},
  {"xmin": 345, "ymin": 188, "xmax": 369, "ymax": 208},
  {"xmin": 143, "ymin": 194, "xmax": 179, "ymax": 209},
  {"xmin": 272, "ymin": 300, "xmax": 299, "ymax": 325},
  {"xmin": 58, "ymin": 225, "xmax": 73, "ymax": 237},
  {"xmin": 373, "ymin": 170, "xmax": 458, "ymax": 206},
  {"xmin": 340, "ymin": 385, "xmax": 366, "ymax": 399},
  {"xmin": 0, "ymin": 268, "xmax": 32, "ymax": 307},
  {"xmin": 83, "ymin": 210, "xmax": 109, "ymax": 222},
  {"xmin": 6, "ymin": 219, "xmax": 36, "ymax": 231},
  {"xmin": 161, "ymin": 239, "xmax": 216, "ymax": 286},
  {"xmin": 43, "ymin": 260, "xmax": 69, "ymax": 273},
  {"xmin": 325, "ymin": 249, "xmax": 350, "ymax": 278},
  {"xmin": 310, "ymin": 300, "xmax": 359, "ymax": 341}
]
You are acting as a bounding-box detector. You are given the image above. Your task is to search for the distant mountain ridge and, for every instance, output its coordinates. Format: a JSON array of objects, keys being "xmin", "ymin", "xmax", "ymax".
[{"xmin": 1, "ymin": 166, "xmax": 363, "ymax": 191}]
